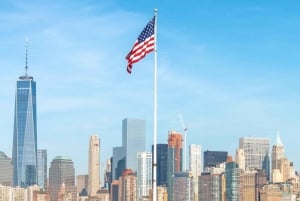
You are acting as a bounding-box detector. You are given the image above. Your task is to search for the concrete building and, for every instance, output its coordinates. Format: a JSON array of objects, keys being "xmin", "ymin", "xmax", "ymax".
[
  {"xmin": 118, "ymin": 169, "xmax": 137, "ymax": 201},
  {"xmin": 88, "ymin": 135, "xmax": 100, "ymax": 196},
  {"xmin": 0, "ymin": 151, "xmax": 13, "ymax": 186},
  {"xmin": 189, "ymin": 144, "xmax": 201, "ymax": 201},
  {"xmin": 172, "ymin": 172, "xmax": 193, "ymax": 201},
  {"xmin": 77, "ymin": 175, "xmax": 88, "ymax": 195},
  {"xmin": 235, "ymin": 149, "xmax": 245, "ymax": 171},
  {"xmin": 48, "ymin": 156, "xmax": 77, "ymax": 201},
  {"xmin": 239, "ymin": 137, "xmax": 269, "ymax": 171},
  {"xmin": 199, "ymin": 172, "xmax": 224, "ymax": 201},
  {"xmin": 137, "ymin": 152, "xmax": 152, "ymax": 200}
]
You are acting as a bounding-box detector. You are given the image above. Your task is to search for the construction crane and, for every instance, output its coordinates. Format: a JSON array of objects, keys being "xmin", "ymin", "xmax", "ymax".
[{"xmin": 178, "ymin": 112, "xmax": 188, "ymax": 171}]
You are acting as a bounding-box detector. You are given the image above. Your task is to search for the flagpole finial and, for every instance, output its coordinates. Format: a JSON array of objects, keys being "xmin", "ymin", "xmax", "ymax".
[{"xmin": 154, "ymin": 8, "xmax": 158, "ymax": 13}]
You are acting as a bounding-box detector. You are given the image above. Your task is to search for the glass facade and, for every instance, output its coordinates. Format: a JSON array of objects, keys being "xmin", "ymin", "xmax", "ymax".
[
  {"xmin": 122, "ymin": 118, "xmax": 146, "ymax": 172},
  {"xmin": 37, "ymin": 149, "xmax": 47, "ymax": 189},
  {"xmin": 12, "ymin": 76, "xmax": 37, "ymax": 187}
]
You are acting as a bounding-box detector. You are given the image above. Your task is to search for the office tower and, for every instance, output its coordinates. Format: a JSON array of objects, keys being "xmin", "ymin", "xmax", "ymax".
[
  {"xmin": 112, "ymin": 146, "xmax": 125, "ymax": 180},
  {"xmin": 167, "ymin": 131, "xmax": 183, "ymax": 201},
  {"xmin": 203, "ymin": 150, "xmax": 228, "ymax": 170},
  {"xmin": 172, "ymin": 172, "xmax": 194, "ymax": 201},
  {"xmin": 77, "ymin": 175, "xmax": 88, "ymax": 195},
  {"xmin": 122, "ymin": 118, "xmax": 146, "ymax": 172},
  {"xmin": 199, "ymin": 172, "xmax": 224, "ymax": 201},
  {"xmin": 137, "ymin": 152, "xmax": 152, "ymax": 200},
  {"xmin": 0, "ymin": 151, "xmax": 13, "ymax": 186},
  {"xmin": 240, "ymin": 169, "xmax": 267, "ymax": 200},
  {"xmin": 262, "ymin": 154, "xmax": 270, "ymax": 181},
  {"xmin": 88, "ymin": 135, "xmax": 100, "ymax": 196},
  {"xmin": 225, "ymin": 161, "xmax": 241, "ymax": 201},
  {"xmin": 239, "ymin": 137, "xmax": 269, "ymax": 170},
  {"xmin": 272, "ymin": 133, "xmax": 285, "ymax": 170},
  {"xmin": 152, "ymin": 144, "xmax": 168, "ymax": 186},
  {"xmin": 37, "ymin": 149, "xmax": 47, "ymax": 189},
  {"xmin": 111, "ymin": 180, "xmax": 119, "ymax": 201},
  {"xmin": 235, "ymin": 149, "xmax": 245, "ymax": 171},
  {"xmin": 48, "ymin": 156, "xmax": 77, "ymax": 201},
  {"xmin": 12, "ymin": 58, "xmax": 38, "ymax": 187},
  {"xmin": 189, "ymin": 144, "xmax": 201, "ymax": 201},
  {"xmin": 118, "ymin": 169, "xmax": 137, "ymax": 201},
  {"xmin": 104, "ymin": 159, "xmax": 112, "ymax": 190}
]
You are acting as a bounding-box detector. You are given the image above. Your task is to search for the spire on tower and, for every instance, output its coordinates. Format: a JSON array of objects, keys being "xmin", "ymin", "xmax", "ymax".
[
  {"xmin": 25, "ymin": 38, "xmax": 29, "ymax": 76},
  {"xmin": 275, "ymin": 131, "xmax": 284, "ymax": 147}
]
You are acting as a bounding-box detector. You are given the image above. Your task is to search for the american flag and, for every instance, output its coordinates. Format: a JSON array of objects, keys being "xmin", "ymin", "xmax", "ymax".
[{"xmin": 126, "ymin": 16, "xmax": 155, "ymax": 74}]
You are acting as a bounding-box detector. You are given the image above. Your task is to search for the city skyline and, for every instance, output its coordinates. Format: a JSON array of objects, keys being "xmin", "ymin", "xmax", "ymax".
[{"xmin": 0, "ymin": 0, "xmax": 300, "ymax": 177}]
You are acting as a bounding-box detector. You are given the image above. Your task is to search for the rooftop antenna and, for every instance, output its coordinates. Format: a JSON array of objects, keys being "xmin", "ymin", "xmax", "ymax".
[{"xmin": 25, "ymin": 38, "xmax": 29, "ymax": 76}]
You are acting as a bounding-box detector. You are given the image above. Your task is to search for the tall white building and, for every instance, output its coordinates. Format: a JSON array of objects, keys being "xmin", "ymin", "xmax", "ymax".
[
  {"xmin": 189, "ymin": 144, "xmax": 201, "ymax": 201},
  {"xmin": 239, "ymin": 137, "xmax": 269, "ymax": 170},
  {"xmin": 235, "ymin": 148, "xmax": 245, "ymax": 171},
  {"xmin": 88, "ymin": 135, "xmax": 100, "ymax": 196},
  {"xmin": 137, "ymin": 152, "xmax": 152, "ymax": 200}
]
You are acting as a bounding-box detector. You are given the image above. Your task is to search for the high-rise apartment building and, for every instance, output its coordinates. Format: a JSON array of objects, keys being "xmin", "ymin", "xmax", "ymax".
[
  {"xmin": 172, "ymin": 172, "xmax": 194, "ymax": 201},
  {"xmin": 137, "ymin": 152, "xmax": 152, "ymax": 200},
  {"xmin": 203, "ymin": 150, "xmax": 228, "ymax": 170},
  {"xmin": 235, "ymin": 148, "xmax": 245, "ymax": 171},
  {"xmin": 239, "ymin": 137, "xmax": 269, "ymax": 170},
  {"xmin": 199, "ymin": 172, "xmax": 224, "ymax": 201},
  {"xmin": 37, "ymin": 149, "xmax": 47, "ymax": 189},
  {"xmin": 0, "ymin": 151, "xmax": 13, "ymax": 186},
  {"xmin": 118, "ymin": 169, "xmax": 137, "ymax": 201},
  {"xmin": 189, "ymin": 144, "xmax": 201, "ymax": 201},
  {"xmin": 12, "ymin": 63, "xmax": 38, "ymax": 187},
  {"xmin": 122, "ymin": 118, "xmax": 146, "ymax": 172},
  {"xmin": 48, "ymin": 156, "xmax": 77, "ymax": 201},
  {"xmin": 152, "ymin": 144, "xmax": 168, "ymax": 186},
  {"xmin": 167, "ymin": 131, "xmax": 183, "ymax": 201},
  {"xmin": 88, "ymin": 135, "xmax": 100, "ymax": 196}
]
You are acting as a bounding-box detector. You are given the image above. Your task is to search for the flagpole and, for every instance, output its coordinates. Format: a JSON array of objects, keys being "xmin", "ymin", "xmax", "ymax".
[{"xmin": 153, "ymin": 8, "xmax": 158, "ymax": 201}]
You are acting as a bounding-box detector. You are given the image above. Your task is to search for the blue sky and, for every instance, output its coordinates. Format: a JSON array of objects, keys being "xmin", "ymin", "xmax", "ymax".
[{"xmin": 1, "ymin": 0, "xmax": 300, "ymax": 177}]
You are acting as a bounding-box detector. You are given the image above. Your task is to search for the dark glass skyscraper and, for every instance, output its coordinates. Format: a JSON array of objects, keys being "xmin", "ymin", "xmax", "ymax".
[
  {"xmin": 152, "ymin": 144, "xmax": 168, "ymax": 186},
  {"xmin": 37, "ymin": 149, "xmax": 47, "ymax": 189},
  {"xmin": 12, "ymin": 71, "xmax": 37, "ymax": 187}
]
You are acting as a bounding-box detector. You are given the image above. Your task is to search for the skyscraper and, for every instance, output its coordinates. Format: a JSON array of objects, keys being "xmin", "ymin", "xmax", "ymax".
[
  {"xmin": 189, "ymin": 144, "xmax": 201, "ymax": 201},
  {"xmin": 225, "ymin": 161, "xmax": 241, "ymax": 201},
  {"xmin": 88, "ymin": 135, "xmax": 100, "ymax": 196},
  {"xmin": 48, "ymin": 156, "xmax": 77, "ymax": 201},
  {"xmin": 0, "ymin": 151, "xmax": 13, "ymax": 186},
  {"xmin": 118, "ymin": 169, "xmax": 137, "ymax": 201},
  {"xmin": 203, "ymin": 150, "xmax": 228, "ymax": 170},
  {"xmin": 239, "ymin": 137, "xmax": 269, "ymax": 170},
  {"xmin": 167, "ymin": 131, "xmax": 183, "ymax": 201},
  {"xmin": 112, "ymin": 146, "xmax": 125, "ymax": 180},
  {"xmin": 122, "ymin": 118, "xmax": 146, "ymax": 172},
  {"xmin": 271, "ymin": 132, "xmax": 284, "ymax": 172},
  {"xmin": 12, "ymin": 51, "xmax": 38, "ymax": 187},
  {"xmin": 137, "ymin": 152, "xmax": 152, "ymax": 200},
  {"xmin": 37, "ymin": 149, "xmax": 47, "ymax": 189},
  {"xmin": 152, "ymin": 144, "xmax": 168, "ymax": 186}
]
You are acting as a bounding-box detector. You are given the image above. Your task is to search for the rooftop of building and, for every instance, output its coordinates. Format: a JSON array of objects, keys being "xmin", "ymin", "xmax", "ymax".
[{"xmin": 0, "ymin": 151, "xmax": 8, "ymax": 159}]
